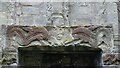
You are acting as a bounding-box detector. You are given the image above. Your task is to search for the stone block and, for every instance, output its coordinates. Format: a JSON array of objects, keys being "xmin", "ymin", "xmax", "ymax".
[
  {"xmin": 0, "ymin": 52, "xmax": 2, "ymax": 58},
  {"xmin": 22, "ymin": 6, "xmax": 39, "ymax": 15},
  {"xmin": 19, "ymin": 15, "xmax": 34, "ymax": 26},
  {"xmin": 20, "ymin": 2, "xmax": 41, "ymax": 6},
  {"xmin": 34, "ymin": 15, "xmax": 48, "ymax": 26},
  {"xmin": 0, "ymin": 2, "xmax": 8, "ymax": 12},
  {"xmin": 50, "ymin": 2, "xmax": 63, "ymax": 13},
  {"xmin": 103, "ymin": 65, "xmax": 120, "ymax": 68},
  {"xmin": 114, "ymin": 40, "xmax": 120, "ymax": 46}
]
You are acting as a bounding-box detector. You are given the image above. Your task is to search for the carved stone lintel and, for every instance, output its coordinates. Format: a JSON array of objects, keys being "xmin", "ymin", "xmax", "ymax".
[
  {"xmin": 6, "ymin": 26, "xmax": 50, "ymax": 48},
  {"xmin": 4, "ymin": 25, "xmax": 114, "ymax": 53}
]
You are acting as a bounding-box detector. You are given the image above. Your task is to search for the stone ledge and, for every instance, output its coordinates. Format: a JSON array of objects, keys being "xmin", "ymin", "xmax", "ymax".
[
  {"xmin": 103, "ymin": 65, "xmax": 120, "ymax": 68},
  {"xmin": 18, "ymin": 45, "xmax": 102, "ymax": 53}
]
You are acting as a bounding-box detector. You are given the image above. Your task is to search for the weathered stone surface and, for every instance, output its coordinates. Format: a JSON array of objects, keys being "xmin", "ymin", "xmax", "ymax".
[
  {"xmin": 69, "ymin": 2, "xmax": 118, "ymax": 35},
  {"xmin": 0, "ymin": 2, "xmax": 119, "ymax": 66},
  {"xmin": 96, "ymin": 27, "xmax": 114, "ymax": 53},
  {"xmin": 69, "ymin": 2, "xmax": 93, "ymax": 25},
  {"xmin": 22, "ymin": 6, "xmax": 39, "ymax": 14},
  {"xmin": 103, "ymin": 54, "xmax": 120, "ymax": 65},
  {"xmin": 0, "ymin": 2, "xmax": 8, "ymax": 12},
  {"xmin": 5, "ymin": 26, "xmax": 50, "ymax": 49},
  {"xmin": 34, "ymin": 15, "xmax": 48, "ymax": 26},
  {"xmin": 19, "ymin": 15, "xmax": 34, "ymax": 25},
  {"xmin": 2, "ymin": 52, "xmax": 16, "ymax": 65},
  {"xmin": 104, "ymin": 65, "xmax": 120, "ymax": 68},
  {"xmin": 0, "ymin": 2, "xmax": 118, "ymax": 33},
  {"xmin": 3, "ymin": 25, "xmax": 114, "ymax": 54},
  {"xmin": 0, "ymin": 12, "xmax": 7, "ymax": 24}
]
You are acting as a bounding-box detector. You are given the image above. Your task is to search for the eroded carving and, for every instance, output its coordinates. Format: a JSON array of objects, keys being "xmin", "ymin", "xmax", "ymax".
[
  {"xmin": 1, "ymin": 25, "xmax": 115, "ymax": 64},
  {"xmin": 4, "ymin": 25, "xmax": 114, "ymax": 53},
  {"xmin": 96, "ymin": 27, "xmax": 114, "ymax": 53},
  {"xmin": 72, "ymin": 26, "xmax": 95, "ymax": 46},
  {"xmin": 103, "ymin": 54, "xmax": 120, "ymax": 65},
  {"xmin": 3, "ymin": 25, "xmax": 115, "ymax": 66},
  {"xmin": 6, "ymin": 26, "xmax": 50, "ymax": 47}
]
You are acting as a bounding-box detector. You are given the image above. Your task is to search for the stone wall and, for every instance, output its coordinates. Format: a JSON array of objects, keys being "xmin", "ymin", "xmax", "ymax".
[
  {"xmin": 0, "ymin": 2, "xmax": 118, "ymax": 31},
  {"xmin": 0, "ymin": 2, "xmax": 119, "ymax": 66}
]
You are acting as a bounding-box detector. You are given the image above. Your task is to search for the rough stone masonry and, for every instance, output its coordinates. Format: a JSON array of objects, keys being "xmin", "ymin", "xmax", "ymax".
[{"xmin": 0, "ymin": 2, "xmax": 119, "ymax": 67}]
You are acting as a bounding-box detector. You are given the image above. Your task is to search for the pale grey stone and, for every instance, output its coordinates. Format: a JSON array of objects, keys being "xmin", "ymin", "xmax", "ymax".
[
  {"xmin": 50, "ymin": 2, "xmax": 63, "ymax": 13},
  {"xmin": 19, "ymin": 15, "xmax": 34, "ymax": 25},
  {"xmin": 0, "ymin": 2, "xmax": 8, "ymax": 12},
  {"xmin": 69, "ymin": 2, "xmax": 93, "ymax": 26},
  {"xmin": 34, "ymin": 15, "xmax": 48, "ymax": 26},
  {"xmin": 0, "ymin": 2, "xmax": 119, "ymax": 64},
  {"xmin": 22, "ymin": 6, "xmax": 39, "ymax": 14},
  {"xmin": 103, "ymin": 65, "xmax": 120, "ymax": 68},
  {"xmin": 20, "ymin": 2, "xmax": 41, "ymax": 5},
  {"xmin": 0, "ymin": 52, "xmax": 2, "ymax": 61}
]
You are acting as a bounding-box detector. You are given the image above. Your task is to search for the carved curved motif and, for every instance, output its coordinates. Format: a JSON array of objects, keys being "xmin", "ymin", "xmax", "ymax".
[
  {"xmin": 96, "ymin": 28, "xmax": 110, "ymax": 46},
  {"xmin": 72, "ymin": 26, "xmax": 95, "ymax": 47},
  {"xmin": 95, "ymin": 27, "xmax": 114, "ymax": 53},
  {"xmin": 6, "ymin": 26, "xmax": 50, "ymax": 47},
  {"xmin": 3, "ymin": 24, "xmax": 115, "ymax": 65},
  {"xmin": 5, "ymin": 25, "xmax": 114, "ymax": 51},
  {"xmin": 103, "ymin": 54, "xmax": 119, "ymax": 65}
]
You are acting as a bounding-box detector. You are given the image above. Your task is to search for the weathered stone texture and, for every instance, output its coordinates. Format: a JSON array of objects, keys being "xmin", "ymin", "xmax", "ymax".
[
  {"xmin": 22, "ymin": 6, "xmax": 39, "ymax": 14},
  {"xmin": 0, "ymin": 2, "xmax": 118, "ymax": 29},
  {"xmin": 0, "ymin": 2, "xmax": 119, "ymax": 66},
  {"xmin": 3, "ymin": 25, "xmax": 114, "ymax": 54},
  {"xmin": 69, "ymin": 3, "xmax": 118, "ymax": 35}
]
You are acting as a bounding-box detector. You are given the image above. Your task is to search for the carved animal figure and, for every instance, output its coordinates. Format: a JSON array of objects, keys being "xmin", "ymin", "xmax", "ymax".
[
  {"xmin": 72, "ymin": 26, "xmax": 95, "ymax": 46},
  {"xmin": 6, "ymin": 26, "xmax": 50, "ymax": 46}
]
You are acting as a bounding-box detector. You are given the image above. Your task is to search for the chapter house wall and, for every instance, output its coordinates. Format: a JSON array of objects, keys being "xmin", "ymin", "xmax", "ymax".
[{"xmin": 0, "ymin": 2, "xmax": 119, "ymax": 66}]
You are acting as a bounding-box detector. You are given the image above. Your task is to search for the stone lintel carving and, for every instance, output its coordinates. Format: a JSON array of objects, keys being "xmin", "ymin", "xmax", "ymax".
[
  {"xmin": 6, "ymin": 25, "xmax": 50, "ymax": 47},
  {"xmin": 1, "ymin": 25, "xmax": 115, "ymax": 66},
  {"xmin": 4, "ymin": 25, "xmax": 114, "ymax": 53},
  {"xmin": 103, "ymin": 54, "xmax": 120, "ymax": 65}
]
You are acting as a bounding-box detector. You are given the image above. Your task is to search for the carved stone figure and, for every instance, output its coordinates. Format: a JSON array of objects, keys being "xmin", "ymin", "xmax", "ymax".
[
  {"xmin": 6, "ymin": 26, "xmax": 50, "ymax": 47},
  {"xmin": 72, "ymin": 26, "xmax": 95, "ymax": 47},
  {"xmin": 103, "ymin": 54, "xmax": 120, "ymax": 65},
  {"xmin": 4, "ymin": 25, "xmax": 114, "ymax": 52}
]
